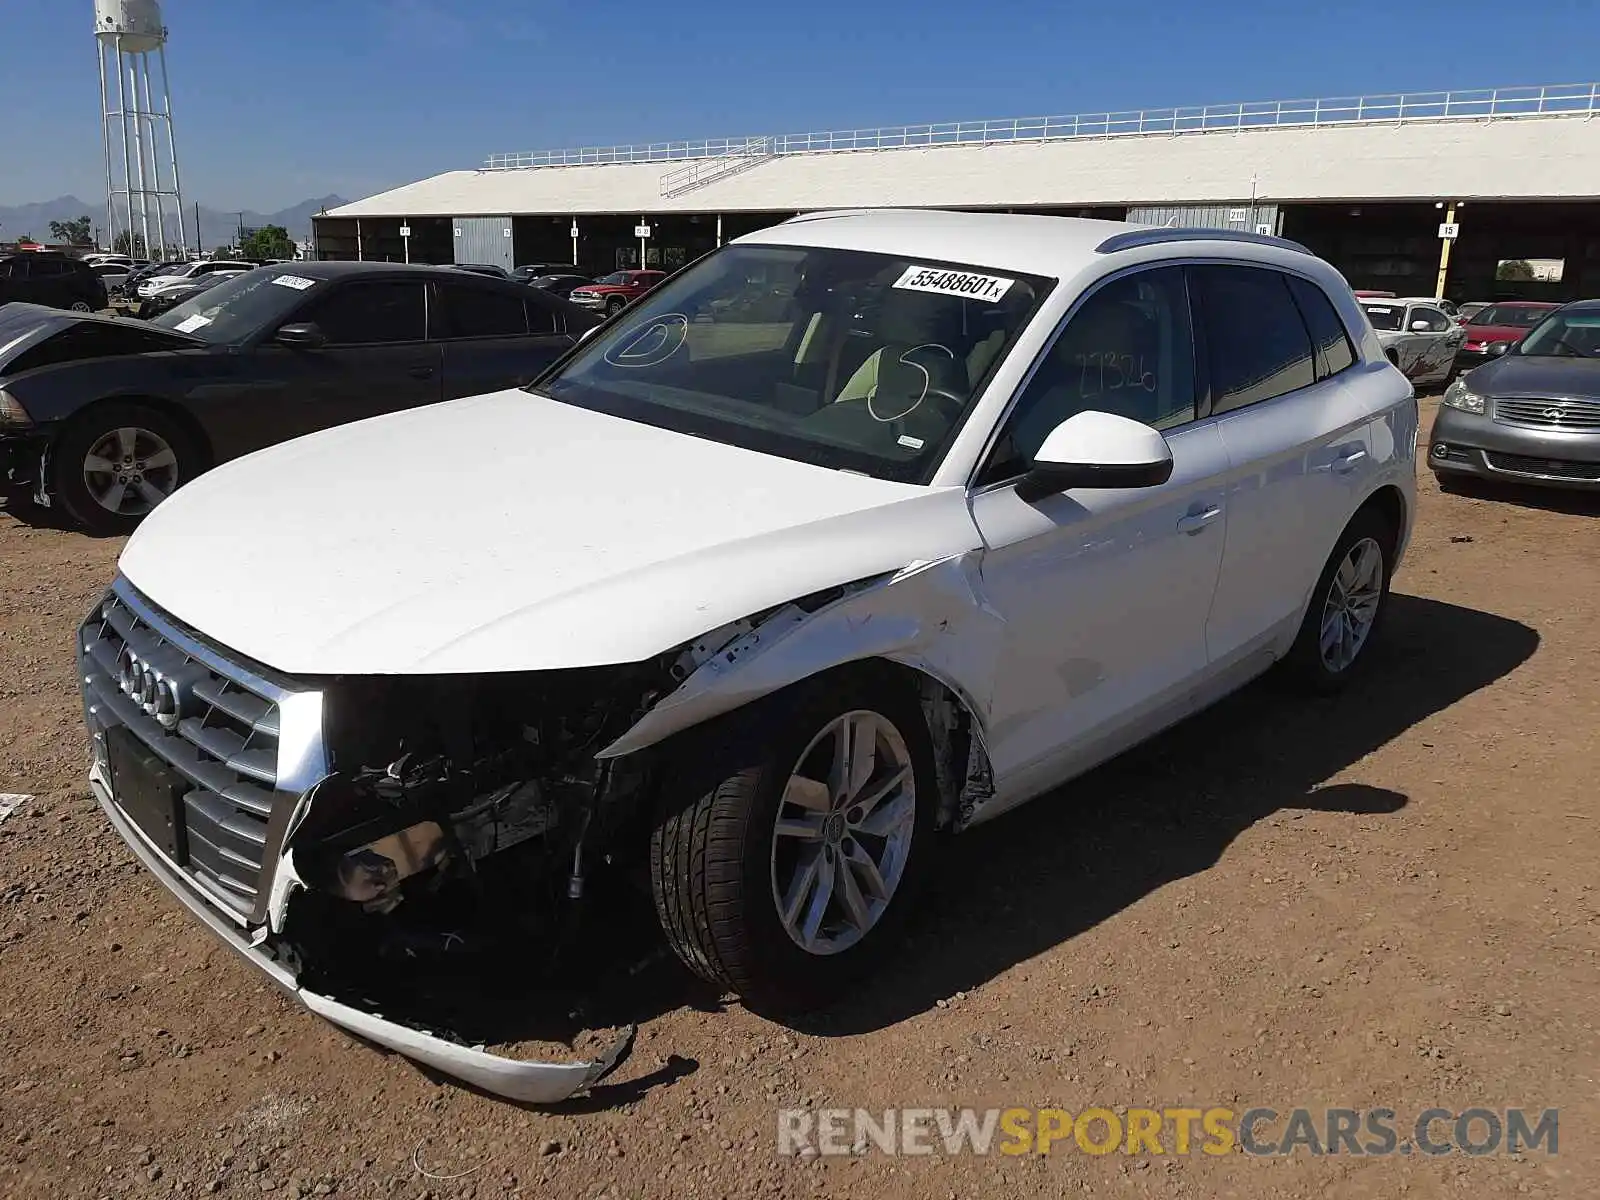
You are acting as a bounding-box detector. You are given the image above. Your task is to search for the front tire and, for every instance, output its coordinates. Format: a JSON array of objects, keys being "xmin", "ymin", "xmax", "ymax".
[
  {"xmin": 50, "ymin": 403, "xmax": 196, "ymax": 536},
  {"xmin": 1283, "ymin": 507, "xmax": 1395, "ymax": 692},
  {"xmin": 650, "ymin": 668, "xmax": 937, "ymax": 1011},
  {"xmin": 605, "ymin": 297, "xmax": 626, "ymax": 317}
]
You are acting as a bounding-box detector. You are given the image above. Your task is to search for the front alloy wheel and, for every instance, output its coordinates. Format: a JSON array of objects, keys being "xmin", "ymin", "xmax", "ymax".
[
  {"xmin": 770, "ymin": 711, "xmax": 917, "ymax": 956},
  {"xmin": 51, "ymin": 402, "xmax": 196, "ymax": 535},
  {"xmin": 651, "ymin": 669, "xmax": 936, "ymax": 1010},
  {"xmin": 81, "ymin": 426, "xmax": 179, "ymax": 520}
]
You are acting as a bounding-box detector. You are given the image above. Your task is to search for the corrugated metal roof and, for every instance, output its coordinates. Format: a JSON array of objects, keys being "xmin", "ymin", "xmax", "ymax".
[{"xmin": 326, "ymin": 114, "xmax": 1600, "ymax": 220}]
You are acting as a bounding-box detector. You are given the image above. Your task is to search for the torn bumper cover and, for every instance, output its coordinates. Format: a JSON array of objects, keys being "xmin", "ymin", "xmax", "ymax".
[{"xmin": 89, "ymin": 761, "xmax": 633, "ymax": 1104}]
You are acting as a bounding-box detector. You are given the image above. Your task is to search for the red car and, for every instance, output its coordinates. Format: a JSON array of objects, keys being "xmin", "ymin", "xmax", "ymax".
[
  {"xmin": 567, "ymin": 270, "xmax": 667, "ymax": 317},
  {"xmin": 1456, "ymin": 301, "xmax": 1560, "ymax": 370}
]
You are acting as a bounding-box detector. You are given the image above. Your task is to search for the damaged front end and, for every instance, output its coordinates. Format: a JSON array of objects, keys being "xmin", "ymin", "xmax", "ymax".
[{"xmin": 79, "ymin": 578, "xmax": 678, "ymax": 1103}]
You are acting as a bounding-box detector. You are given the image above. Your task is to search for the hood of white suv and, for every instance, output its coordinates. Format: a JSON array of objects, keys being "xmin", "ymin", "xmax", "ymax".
[{"xmin": 117, "ymin": 389, "xmax": 978, "ymax": 675}]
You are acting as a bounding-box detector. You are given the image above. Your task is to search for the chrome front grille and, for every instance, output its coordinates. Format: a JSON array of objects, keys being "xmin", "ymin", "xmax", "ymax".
[
  {"xmin": 79, "ymin": 581, "xmax": 322, "ymax": 922},
  {"xmin": 1483, "ymin": 452, "xmax": 1600, "ymax": 481},
  {"xmin": 1493, "ymin": 396, "xmax": 1600, "ymax": 431}
]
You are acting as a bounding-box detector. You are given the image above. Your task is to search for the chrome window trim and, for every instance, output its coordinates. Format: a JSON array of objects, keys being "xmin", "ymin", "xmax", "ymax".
[{"xmin": 963, "ymin": 255, "xmax": 1364, "ymax": 496}]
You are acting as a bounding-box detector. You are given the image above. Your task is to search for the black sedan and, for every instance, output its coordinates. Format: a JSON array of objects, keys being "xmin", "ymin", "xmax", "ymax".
[
  {"xmin": 0, "ymin": 261, "xmax": 598, "ymax": 533},
  {"xmin": 1430, "ymin": 299, "xmax": 1600, "ymax": 492},
  {"xmin": 527, "ymin": 273, "xmax": 596, "ymax": 299}
]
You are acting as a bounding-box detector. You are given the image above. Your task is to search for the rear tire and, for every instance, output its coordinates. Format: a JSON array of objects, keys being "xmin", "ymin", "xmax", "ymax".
[
  {"xmin": 1282, "ymin": 506, "xmax": 1395, "ymax": 693},
  {"xmin": 50, "ymin": 402, "xmax": 198, "ymax": 536},
  {"xmin": 650, "ymin": 668, "xmax": 937, "ymax": 1012}
]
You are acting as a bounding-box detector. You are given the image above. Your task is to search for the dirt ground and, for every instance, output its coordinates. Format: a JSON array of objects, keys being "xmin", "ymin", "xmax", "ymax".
[{"xmin": 1, "ymin": 395, "xmax": 1596, "ymax": 1199}]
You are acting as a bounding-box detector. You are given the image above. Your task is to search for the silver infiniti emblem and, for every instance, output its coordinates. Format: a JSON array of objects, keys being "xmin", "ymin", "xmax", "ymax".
[{"xmin": 1542, "ymin": 407, "xmax": 1566, "ymax": 421}]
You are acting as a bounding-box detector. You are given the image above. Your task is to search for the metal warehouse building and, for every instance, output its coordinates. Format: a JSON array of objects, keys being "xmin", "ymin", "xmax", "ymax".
[{"xmin": 313, "ymin": 83, "xmax": 1600, "ymax": 302}]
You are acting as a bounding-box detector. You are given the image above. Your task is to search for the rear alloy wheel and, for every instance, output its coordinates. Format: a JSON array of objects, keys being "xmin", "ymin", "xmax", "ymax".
[
  {"xmin": 1283, "ymin": 507, "xmax": 1395, "ymax": 692},
  {"xmin": 650, "ymin": 670, "xmax": 936, "ymax": 1011},
  {"xmin": 51, "ymin": 403, "xmax": 196, "ymax": 536}
]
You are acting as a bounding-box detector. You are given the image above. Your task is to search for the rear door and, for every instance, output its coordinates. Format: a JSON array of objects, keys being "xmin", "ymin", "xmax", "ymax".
[
  {"xmin": 240, "ymin": 278, "xmax": 441, "ymax": 446},
  {"xmin": 1194, "ymin": 265, "xmax": 1379, "ymax": 668},
  {"xmin": 431, "ymin": 279, "xmax": 574, "ymax": 399}
]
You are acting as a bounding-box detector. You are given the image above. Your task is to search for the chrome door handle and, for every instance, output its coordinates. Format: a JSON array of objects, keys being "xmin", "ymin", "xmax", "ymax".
[
  {"xmin": 1333, "ymin": 449, "xmax": 1368, "ymax": 474},
  {"xmin": 1176, "ymin": 506, "xmax": 1222, "ymax": 534}
]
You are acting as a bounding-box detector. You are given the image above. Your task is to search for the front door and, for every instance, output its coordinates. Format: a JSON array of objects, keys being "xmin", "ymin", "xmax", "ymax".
[
  {"xmin": 240, "ymin": 278, "xmax": 442, "ymax": 451},
  {"xmin": 1406, "ymin": 303, "xmax": 1464, "ymax": 384},
  {"xmin": 969, "ymin": 265, "xmax": 1229, "ymax": 805}
]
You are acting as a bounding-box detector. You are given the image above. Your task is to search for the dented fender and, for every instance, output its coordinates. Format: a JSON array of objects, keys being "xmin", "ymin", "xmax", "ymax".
[{"xmin": 599, "ymin": 551, "xmax": 1006, "ymax": 759}]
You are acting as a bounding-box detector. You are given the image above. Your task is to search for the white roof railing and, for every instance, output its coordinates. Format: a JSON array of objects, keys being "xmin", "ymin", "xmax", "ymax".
[{"xmin": 481, "ymin": 83, "xmax": 1600, "ymax": 171}]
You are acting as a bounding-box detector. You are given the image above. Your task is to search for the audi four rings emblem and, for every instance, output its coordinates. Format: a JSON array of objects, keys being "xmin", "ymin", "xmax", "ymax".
[{"xmin": 116, "ymin": 645, "xmax": 194, "ymax": 730}]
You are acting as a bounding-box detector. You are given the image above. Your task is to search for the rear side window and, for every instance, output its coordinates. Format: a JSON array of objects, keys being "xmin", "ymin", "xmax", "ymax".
[
  {"xmin": 1285, "ymin": 277, "xmax": 1357, "ymax": 378},
  {"xmin": 432, "ymin": 282, "xmax": 528, "ymax": 339},
  {"xmin": 1192, "ymin": 265, "xmax": 1315, "ymax": 414}
]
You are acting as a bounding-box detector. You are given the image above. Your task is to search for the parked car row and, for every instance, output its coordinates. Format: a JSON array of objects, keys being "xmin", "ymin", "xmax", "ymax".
[{"xmin": 1356, "ymin": 296, "xmax": 1564, "ymax": 384}]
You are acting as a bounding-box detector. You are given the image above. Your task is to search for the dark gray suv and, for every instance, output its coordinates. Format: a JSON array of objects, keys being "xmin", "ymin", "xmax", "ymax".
[{"xmin": 0, "ymin": 253, "xmax": 108, "ymax": 312}]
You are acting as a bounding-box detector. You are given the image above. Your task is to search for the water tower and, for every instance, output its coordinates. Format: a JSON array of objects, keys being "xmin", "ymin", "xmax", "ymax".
[{"xmin": 95, "ymin": 0, "xmax": 187, "ymax": 257}]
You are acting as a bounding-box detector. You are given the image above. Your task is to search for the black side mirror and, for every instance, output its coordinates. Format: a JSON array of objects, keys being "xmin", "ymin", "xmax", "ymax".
[{"xmin": 275, "ymin": 322, "xmax": 326, "ymax": 348}]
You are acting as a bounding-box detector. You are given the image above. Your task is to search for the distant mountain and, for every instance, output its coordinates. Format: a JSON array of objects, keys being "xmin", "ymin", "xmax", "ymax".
[{"xmin": 0, "ymin": 194, "xmax": 348, "ymax": 250}]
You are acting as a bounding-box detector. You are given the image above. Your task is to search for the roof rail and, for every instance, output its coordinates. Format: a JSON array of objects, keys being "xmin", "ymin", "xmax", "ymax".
[{"xmin": 1096, "ymin": 227, "xmax": 1314, "ymax": 256}]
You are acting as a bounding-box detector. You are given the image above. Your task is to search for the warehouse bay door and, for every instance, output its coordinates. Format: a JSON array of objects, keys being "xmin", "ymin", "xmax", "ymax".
[
  {"xmin": 452, "ymin": 216, "xmax": 515, "ymax": 271},
  {"xmin": 1127, "ymin": 203, "xmax": 1282, "ymax": 237}
]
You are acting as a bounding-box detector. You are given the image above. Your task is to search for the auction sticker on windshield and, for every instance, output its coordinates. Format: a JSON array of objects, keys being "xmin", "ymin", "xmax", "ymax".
[
  {"xmin": 894, "ymin": 265, "xmax": 1014, "ymax": 303},
  {"xmin": 172, "ymin": 314, "xmax": 212, "ymax": 333},
  {"xmin": 271, "ymin": 275, "xmax": 317, "ymax": 291}
]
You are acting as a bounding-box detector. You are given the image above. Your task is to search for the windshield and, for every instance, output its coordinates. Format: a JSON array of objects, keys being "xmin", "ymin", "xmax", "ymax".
[
  {"xmin": 535, "ymin": 243, "xmax": 1051, "ymax": 483},
  {"xmin": 149, "ymin": 268, "xmax": 322, "ymax": 343},
  {"xmin": 1470, "ymin": 304, "xmax": 1550, "ymax": 328},
  {"xmin": 1361, "ymin": 303, "xmax": 1405, "ymax": 332},
  {"xmin": 1514, "ymin": 309, "xmax": 1600, "ymax": 358},
  {"xmin": 593, "ymin": 272, "xmax": 633, "ymax": 286}
]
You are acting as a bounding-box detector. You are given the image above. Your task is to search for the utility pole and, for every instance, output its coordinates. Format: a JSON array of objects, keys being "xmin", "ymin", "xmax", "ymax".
[
  {"xmin": 194, "ymin": 201, "xmax": 201, "ymax": 259},
  {"xmin": 1434, "ymin": 201, "xmax": 1462, "ymax": 300}
]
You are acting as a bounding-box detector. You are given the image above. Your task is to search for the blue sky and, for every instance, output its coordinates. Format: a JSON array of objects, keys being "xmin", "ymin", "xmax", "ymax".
[{"xmin": 1, "ymin": 0, "xmax": 1595, "ymax": 210}]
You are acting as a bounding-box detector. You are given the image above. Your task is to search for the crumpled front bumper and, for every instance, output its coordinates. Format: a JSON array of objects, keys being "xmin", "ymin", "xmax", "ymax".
[{"xmin": 90, "ymin": 760, "xmax": 632, "ymax": 1104}]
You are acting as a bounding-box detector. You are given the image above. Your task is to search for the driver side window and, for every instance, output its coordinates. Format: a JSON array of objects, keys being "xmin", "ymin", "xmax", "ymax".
[
  {"xmin": 978, "ymin": 266, "xmax": 1196, "ymax": 486},
  {"xmin": 1413, "ymin": 306, "xmax": 1451, "ymax": 333}
]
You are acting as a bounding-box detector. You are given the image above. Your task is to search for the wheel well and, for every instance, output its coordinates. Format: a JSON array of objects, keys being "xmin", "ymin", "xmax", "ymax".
[
  {"xmin": 57, "ymin": 395, "xmax": 215, "ymax": 473},
  {"xmin": 1356, "ymin": 483, "xmax": 1406, "ymax": 552},
  {"xmin": 864, "ymin": 658, "xmax": 994, "ymax": 831}
]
